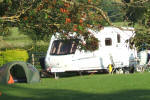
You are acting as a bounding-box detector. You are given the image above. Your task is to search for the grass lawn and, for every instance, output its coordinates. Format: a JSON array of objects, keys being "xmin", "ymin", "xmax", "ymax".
[{"xmin": 0, "ymin": 72, "xmax": 150, "ymax": 100}]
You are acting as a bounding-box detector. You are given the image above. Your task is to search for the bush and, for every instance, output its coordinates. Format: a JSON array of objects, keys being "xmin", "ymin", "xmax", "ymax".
[
  {"xmin": 0, "ymin": 51, "xmax": 3, "ymax": 66},
  {"xmin": 27, "ymin": 45, "xmax": 48, "ymax": 53},
  {"xmin": 27, "ymin": 45, "xmax": 48, "ymax": 67},
  {"xmin": 0, "ymin": 49, "xmax": 29, "ymax": 66}
]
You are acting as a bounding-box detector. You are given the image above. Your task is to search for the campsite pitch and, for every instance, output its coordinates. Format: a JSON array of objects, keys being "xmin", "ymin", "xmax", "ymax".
[{"xmin": 0, "ymin": 72, "xmax": 150, "ymax": 100}]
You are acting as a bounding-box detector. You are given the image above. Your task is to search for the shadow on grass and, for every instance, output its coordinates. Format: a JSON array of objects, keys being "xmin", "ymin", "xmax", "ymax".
[
  {"xmin": 53, "ymin": 71, "xmax": 108, "ymax": 78},
  {"xmin": 0, "ymin": 84, "xmax": 150, "ymax": 100}
]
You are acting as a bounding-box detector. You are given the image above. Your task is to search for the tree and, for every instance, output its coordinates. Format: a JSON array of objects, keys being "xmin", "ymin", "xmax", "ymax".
[
  {"xmin": 100, "ymin": 0, "xmax": 125, "ymax": 22},
  {"xmin": 0, "ymin": 0, "xmax": 114, "ymax": 51},
  {"xmin": 124, "ymin": 0, "xmax": 150, "ymax": 50},
  {"xmin": 3, "ymin": 0, "xmax": 148, "ymax": 51}
]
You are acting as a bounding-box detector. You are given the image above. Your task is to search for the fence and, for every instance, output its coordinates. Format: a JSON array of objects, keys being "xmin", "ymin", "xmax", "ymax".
[{"xmin": 28, "ymin": 52, "xmax": 46, "ymax": 67}]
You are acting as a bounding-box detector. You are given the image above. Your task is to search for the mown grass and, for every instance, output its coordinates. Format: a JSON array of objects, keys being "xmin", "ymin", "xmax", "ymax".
[{"xmin": 0, "ymin": 72, "xmax": 150, "ymax": 100}]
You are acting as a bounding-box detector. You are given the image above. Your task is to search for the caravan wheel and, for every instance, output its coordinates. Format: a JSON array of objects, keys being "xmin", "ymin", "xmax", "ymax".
[
  {"xmin": 129, "ymin": 66, "xmax": 135, "ymax": 73},
  {"xmin": 40, "ymin": 70, "xmax": 52, "ymax": 78},
  {"xmin": 123, "ymin": 67, "xmax": 130, "ymax": 74},
  {"xmin": 124, "ymin": 69, "xmax": 129, "ymax": 74},
  {"xmin": 116, "ymin": 68, "xmax": 124, "ymax": 74}
]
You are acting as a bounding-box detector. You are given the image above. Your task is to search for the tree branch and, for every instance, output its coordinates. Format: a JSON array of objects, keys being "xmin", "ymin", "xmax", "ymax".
[
  {"xmin": 0, "ymin": 0, "xmax": 35, "ymax": 22},
  {"xmin": 62, "ymin": 0, "xmax": 134, "ymax": 31}
]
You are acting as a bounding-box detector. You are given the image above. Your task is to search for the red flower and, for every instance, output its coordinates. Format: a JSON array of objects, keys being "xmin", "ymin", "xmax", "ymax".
[
  {"xmin": 73, "ymin": 28, "xmax": 77, "ymax": 31},
  {"xmin": 79, "ymin": 19, "xmax": 83, "ymax": 23},
  {"xmin": 23, "ymin": 16, "xmax": 28, "ymax": 20},
  {"xmin": 60, "ymin": 8, "xmax": 64, "ymax": 13},
  {"xmin": 65, "ymin": 18, "xmax": 71, "ymax": 23}
]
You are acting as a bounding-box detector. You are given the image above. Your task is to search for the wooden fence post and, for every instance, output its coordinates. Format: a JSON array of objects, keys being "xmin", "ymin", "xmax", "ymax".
[{"xmin": 32, "ymin": 54, "xmax": 35, "ymax": 66}]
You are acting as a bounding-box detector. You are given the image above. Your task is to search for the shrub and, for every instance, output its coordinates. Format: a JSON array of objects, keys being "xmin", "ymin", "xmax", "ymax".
[
  {"xmin": 0, "ymin": 51, "xmax": 3, "ymax": 66},
  {"xmin": 0, "ymin": 49, "xmax": 29, "ymax": 66},
  {"xmin": 27, "ymin": 45, "xmax": 48, "ymax": 53},
  {"xmin": 27, "ymin": 45, "xmax": 48, "ymax": 66}
]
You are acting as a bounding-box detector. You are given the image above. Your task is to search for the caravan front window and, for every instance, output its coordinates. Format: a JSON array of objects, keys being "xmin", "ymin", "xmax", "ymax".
[{"xmin": 50, "ymin": 40, "xmax": 78, "ymax": 55}]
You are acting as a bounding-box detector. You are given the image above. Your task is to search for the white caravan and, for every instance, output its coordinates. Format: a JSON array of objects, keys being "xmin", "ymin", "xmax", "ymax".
[
  {"xmin": 45, "ymin": 27, "xmax": 137, "ymax": 74},
  {"xmin": 136, "ymin": 50, "xmax": 150, "ymax": 72}
]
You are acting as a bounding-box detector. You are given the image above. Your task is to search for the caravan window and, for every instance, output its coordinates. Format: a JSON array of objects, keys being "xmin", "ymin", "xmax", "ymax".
[
  {"xmin": 117, "ymin": 34, "xmax": 121, "ymax": 43},
  {"xmin": 105, "ymin": 38, "xmax": 112, "ymax": 46},
  {"xmin": 50, "ymin": 39, "xmax": 78, "ymax": 55}
]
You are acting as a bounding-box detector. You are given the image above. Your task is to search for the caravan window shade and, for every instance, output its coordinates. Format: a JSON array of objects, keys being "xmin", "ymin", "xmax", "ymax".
[
  {"xmin": 105, "ymin": 38, "xmax": 112, "ymax": 46},
  {"xmin": 117, "ymin": 34, "xmax": 121, "ymax": 43}
]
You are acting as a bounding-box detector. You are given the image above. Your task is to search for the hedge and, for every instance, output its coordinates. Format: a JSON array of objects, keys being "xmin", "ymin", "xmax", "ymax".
[
  {"xmin": 27, "ymin": 45, "xmax": 48, "ymax": 53},
  {"xmin": 0, "ymin": 49, "xmax": 29, "ymax": 66}
]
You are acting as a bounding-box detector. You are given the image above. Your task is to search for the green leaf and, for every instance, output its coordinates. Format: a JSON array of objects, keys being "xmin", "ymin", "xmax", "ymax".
[
  {"xmin": 45, "ymin": 13, "xmax": 48, "ymax": 19},
  {"xmin": 6, "ymin": 0, "xmax": 12, "ymax": 5},
  {"xmin": 78, "ymin": 25, "xmax": 83, "ymax": 31}
]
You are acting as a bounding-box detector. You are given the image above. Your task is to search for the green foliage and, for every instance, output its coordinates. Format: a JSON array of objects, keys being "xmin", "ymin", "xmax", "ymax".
[
  {"xmin": 126, "ymin": 6, "xmax": 147, "ymax": 23},
  {"xmin": 125, "ymin": 0, "xmax": 150, "ymax": 50},
  {"xmin": 26, "ymin": 44, "xmax": 48, "ymax": 59},
  {"xmin": 0, "ymin": 0, "xmax": 109, "ymax": 51},
  {"xmin": 79, "ymin": 35, "xmax": 99, "ymax": 51},
  {"xmin": 0, "ymin": 51, "xmax": 3, "ymax": 66},
  {"xmin": 25, "ymin": 44, "xmax": 48, "ymax": 67},
  {"xmin": 0, "ymin": 49, "xmax": 29, "ymax": 66},
  {"xmin": 100, "ymin": 0, "xmax": 124, "ymax": 22},
  {"xmin": 132, "ymin": 29, "xmax": 150, "ymax": 51}
]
